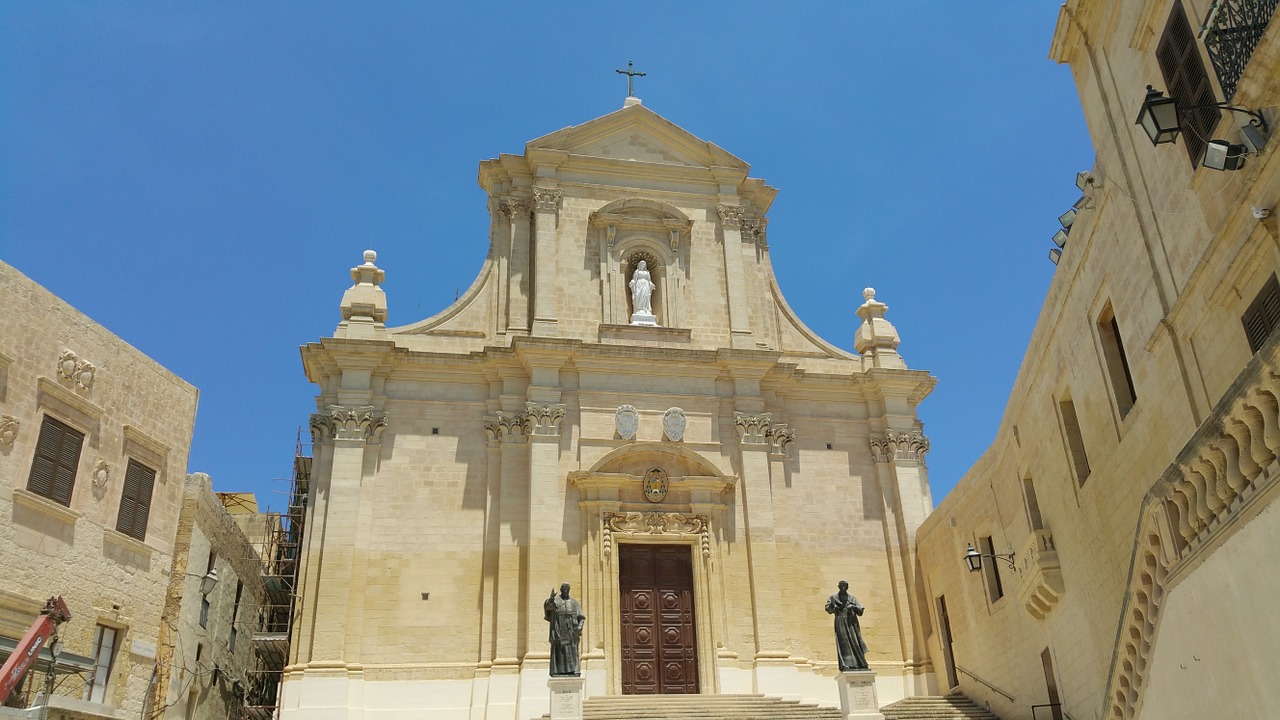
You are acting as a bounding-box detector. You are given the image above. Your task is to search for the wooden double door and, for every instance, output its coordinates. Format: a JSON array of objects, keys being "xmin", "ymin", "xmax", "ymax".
[{"xmin": 619, "ymin": 544, "xmax": 699, "ymax": 694}]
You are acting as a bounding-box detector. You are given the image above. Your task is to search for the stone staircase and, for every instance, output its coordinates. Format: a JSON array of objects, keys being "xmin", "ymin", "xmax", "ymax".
[
  {"xmin": 544, "ymin": 694, "xmax": 840, "ymax": 719},
  {"xmin": 537, "ymin": 691, "xmax": 999, "ymax": 720},
  {"xmin": 881, "ymin": 693, "xmax": 1001, "ymax": 720}
]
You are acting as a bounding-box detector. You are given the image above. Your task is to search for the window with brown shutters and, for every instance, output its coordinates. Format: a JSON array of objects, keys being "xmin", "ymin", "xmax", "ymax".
[
  {"xmin": 1157, "ymin": 1, "xmax": 1221, "ymax": 167},
  {"xmin": 27, "ymin": 416, "xmax": 84, "ymax": 506},
  {"xmin": 115, "ymin": 459, "xmax": 157, "ymax": 541},
  {"xmin": 1242, "ymin": 274, "xmax": 1280, "ymax": 353}
]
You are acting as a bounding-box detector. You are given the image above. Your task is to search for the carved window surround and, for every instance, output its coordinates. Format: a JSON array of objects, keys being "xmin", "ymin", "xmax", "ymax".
[
  {"xmin": 123, "ymin": 425, "xmax": 171, "ymax": 484},
  {"xmin": 37, "ymin": 376, "xmax": 102, "ymax": 439},
  {"xmin": 103, "ymin": 526, "xmax": 156, "ymax": 561},
  {"xmin": 11, "ymin": 486, "xmax": 81, "ymax": 525}
]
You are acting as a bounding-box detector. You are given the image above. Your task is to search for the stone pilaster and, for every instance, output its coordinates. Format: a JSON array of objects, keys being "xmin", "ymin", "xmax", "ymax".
[
  {"xmin": 525, "ymin": 400, "xmax": 566, "ymax": 658},
  {"xmin": 717, "ymin": 204, "xmax": 754, "ymax": 349},
  {"xmin": 868, "ymin": 428, "xmax": 932, "ymax": 677},
  {"xmin": 485, "ymin": 409, "xmax": 529, "ymax": 665},
  {"xmin": 531, "ymin": 187, "xmax": 562, "ymax": 335},
  {"xmin": 300, "ymin": 404, "xmax": 387, "ymax": 663},
  {"xmin": 733, "ymin": 411, "xmax": 789, "ymax": 658},
  {"xmin": 503, "ymin": 195, "xmax": 533, "ymax": 333}
]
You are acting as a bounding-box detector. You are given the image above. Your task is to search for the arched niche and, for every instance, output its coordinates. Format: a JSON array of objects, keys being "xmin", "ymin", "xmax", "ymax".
[{"xmin": 590, "ymin": 198, "xmax": 693, "ymax": 328}]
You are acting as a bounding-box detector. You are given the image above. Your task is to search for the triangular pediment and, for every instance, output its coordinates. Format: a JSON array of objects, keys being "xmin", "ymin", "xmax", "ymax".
[{"xmin": 527, "ymin": 104, "xmax": 748, "ymax": 170}]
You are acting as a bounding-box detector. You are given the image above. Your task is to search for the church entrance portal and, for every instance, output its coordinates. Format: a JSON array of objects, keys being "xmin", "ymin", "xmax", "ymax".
[{"xmin": 618, "ymin": 544, "xmax": 699, "ymax": 694}]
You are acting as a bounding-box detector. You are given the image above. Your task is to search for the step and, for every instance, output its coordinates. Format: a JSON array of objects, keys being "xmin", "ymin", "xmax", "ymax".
[
  {"xmin": 881, "ymin": 692, "xmax": 1001, "ymax": 720},
  {"xmin": 539, "ymin": 693, "xmax": 842, "ymax": 720}
]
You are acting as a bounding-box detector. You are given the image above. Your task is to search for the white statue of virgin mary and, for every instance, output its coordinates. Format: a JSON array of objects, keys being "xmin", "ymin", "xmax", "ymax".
[{"xmin": 629, "ymin": 260, "xmax": 658, "ymax": 326}]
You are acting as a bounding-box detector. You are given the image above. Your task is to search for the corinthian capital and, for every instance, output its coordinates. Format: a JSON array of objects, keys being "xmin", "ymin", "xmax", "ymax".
[
  {"xmin": 741, "ymin": 216, "xmax": 767, "ymax": 247},
  {"xmin": 498, "ymin": 196, "xmax": 531, "ymax": 221},
  {"xmin": 734, "ymin": 411, "xmax": 772, "ymax": 446},
  {"xmin": 767, "ymin": 423, "xmax": 795, "ymax": 456},
  {"xmin": 483, "ymin": 411, "xmax": 529, "ymax": 445},
  {"xmin": 532, "ymin": 188, "xmax": 563, "ymax": 213},
  {"xmin": 717, "ymin": 204, "xmax": 745, "ymax": 229},
  {"xmin": 869, "ymin": 429, "xmax": 929, "ymax": 463},
  {"xmin": 525, "ymin": 402, "xmax": 566, "ymax": 437},
  {"xmin": 311, "ymin": 405, "xmax": 388, "ymax": 445}
]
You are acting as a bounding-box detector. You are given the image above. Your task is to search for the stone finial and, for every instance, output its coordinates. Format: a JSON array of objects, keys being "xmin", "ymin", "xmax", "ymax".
[
  {"xmin": 854, "ymin": 287, "xmax": 906, "ymax": 370},
  {"xmin": 336, "ymin": 249, "xmax": 388, "ymax": 339}
]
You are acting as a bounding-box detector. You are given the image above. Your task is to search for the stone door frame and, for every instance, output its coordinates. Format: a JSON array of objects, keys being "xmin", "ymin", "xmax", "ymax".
[{"xmin": 603, "ymin": 521, "xmax": 717, "ymax": 695}]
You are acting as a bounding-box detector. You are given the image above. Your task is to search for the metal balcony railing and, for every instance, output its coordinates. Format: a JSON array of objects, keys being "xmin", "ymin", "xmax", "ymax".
[{"xmin": 1202, "ymin": 0, "xmax": 1278, "ymax": 100}]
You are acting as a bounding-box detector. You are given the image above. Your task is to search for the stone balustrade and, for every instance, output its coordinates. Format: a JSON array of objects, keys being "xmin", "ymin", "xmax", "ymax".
[{"xmin": 1104, "ymin": 339, "xmax": 1280, "ymax": 719}]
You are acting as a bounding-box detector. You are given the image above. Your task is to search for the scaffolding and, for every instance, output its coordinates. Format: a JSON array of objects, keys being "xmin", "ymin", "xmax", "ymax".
[{"xmin": 241, "ymin": 433, "xmax": 311, "ymax": 720}]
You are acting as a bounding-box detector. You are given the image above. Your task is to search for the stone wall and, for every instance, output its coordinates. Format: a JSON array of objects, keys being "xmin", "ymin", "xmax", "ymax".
[
  {"xmin": 0, "ymin": 261, "xmax": 198, "ymax": 717},
  {"xmin": 155, "ymin": 473, "xmax": 266, "ymax": 720},
  {"xmin": 916, "ymin": 3, "xmax": 1280, "ymax": 719}
]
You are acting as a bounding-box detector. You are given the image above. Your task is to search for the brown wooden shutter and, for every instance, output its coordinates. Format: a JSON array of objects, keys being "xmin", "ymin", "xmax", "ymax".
[
  {"xmin": 1157, "ymin": 1, "xmax": 1221, "ymax": 167},
  {"xmin": 116, "ymin": 460, "xmax": 156, "ymax": 540},
  {"xmin": 1243, "ymin": 275, "xmax": 1280, "ymax": 353},
  {"xmin": 27, "ymin": 417, "xmax": 83, "ymax": 506}
]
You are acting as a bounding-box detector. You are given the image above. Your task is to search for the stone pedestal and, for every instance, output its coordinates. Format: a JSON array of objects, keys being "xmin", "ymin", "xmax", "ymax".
[
  {"xmin": 547, "ymin": 676, "xmax": 585, "ymax": 720},
  {"xmin": 836, "ymin": 670, "xmax": 885, "ymax": 720},
  {"xmin": 630, "ymin": 311, "xmax": 657, "ymax": 326}
]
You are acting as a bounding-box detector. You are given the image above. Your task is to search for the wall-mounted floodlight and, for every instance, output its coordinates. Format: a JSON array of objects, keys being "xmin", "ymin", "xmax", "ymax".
[
  {"xmin": 1058, "ymin": 208, "xmax": 1078, "ymax": 230},
  {"xmin": 1203, "ymin": 139, "xmax": 1247, "ymax": 171},
  {"xmin": 1052, "ymin": 229, "xmax": 1069, "ymax": 248},
  {"xmin": 1075, "ymin": 171, "xmax": 1096, "ymax": 191},
  {"xmin": 1049, "ymin": 248, "xmax": 1063, "ymax": 265}
]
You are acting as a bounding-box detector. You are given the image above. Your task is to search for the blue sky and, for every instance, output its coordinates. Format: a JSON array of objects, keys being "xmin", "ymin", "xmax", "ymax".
[{"xmin": 1, "ymin": 3, "xmax": 1092, "ymax": 510}]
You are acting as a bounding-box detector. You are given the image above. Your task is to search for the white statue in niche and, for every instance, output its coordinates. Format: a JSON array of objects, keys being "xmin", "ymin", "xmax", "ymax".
[{"xmin": 629, "ymin": 260, "xmax": 658, "ymax": 326}]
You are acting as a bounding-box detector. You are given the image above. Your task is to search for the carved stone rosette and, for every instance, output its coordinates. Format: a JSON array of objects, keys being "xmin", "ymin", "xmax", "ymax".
[
  {"xmin": 532, "ymin": 188, "xmax": 563, "ymax": 213},
  {"xmin": 868, "ymin": 430, "xmax": 930, "ymax": 463},
  {"xmin": 310, "ymin": 405, "xmax": 388, "ymax": 445},
  {"xmin": 482, "ymin": 411, "xmax": 528, "ymax": 446},
  {"xmin": 716, "ymin": 204, "xmax": 745, "ymax": 229},
  {"xmin": 0, "ymin": 415, "xmax": 18, "ymax": 447},
  {"xmin": 603, "ymin": 512, "xmax": 711, "ymax": 560},
  {"xmin": 525, "ymin": 402, "xmax": 566, "ymax": 437}
]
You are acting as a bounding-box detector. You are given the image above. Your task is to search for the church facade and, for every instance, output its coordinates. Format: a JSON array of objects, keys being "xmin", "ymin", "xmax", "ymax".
[{"xmin": 284, "ymin": 102, "xmax": 938, "ymax": 719}]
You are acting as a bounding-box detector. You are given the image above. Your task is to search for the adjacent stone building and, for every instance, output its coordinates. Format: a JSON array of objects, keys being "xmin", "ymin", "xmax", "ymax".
[
  {"xmin": 285, "ymin": 101, "xmax": 938, "ymax": 719},
  {"xmin": 0, "ymin": 261, "xmax": 199, "ymax": 718},
  {"xmin": 153, "ymin": 473, "xmax": 266, "ymax": 720},
  {"xmin": 916, "ymin": 2, "xmax": 1280, "ymax": 719}
]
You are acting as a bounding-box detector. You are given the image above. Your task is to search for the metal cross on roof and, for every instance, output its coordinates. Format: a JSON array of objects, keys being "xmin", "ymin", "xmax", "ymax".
[{"xmin": 615, "ymin": 60, "xmax": 646, "ymax": 98}]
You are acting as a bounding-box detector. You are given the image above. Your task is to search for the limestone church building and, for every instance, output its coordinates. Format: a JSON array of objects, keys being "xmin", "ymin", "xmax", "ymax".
[{"xmin": 286, "ymin": 101, "xmax": 938, "ymax": 719}]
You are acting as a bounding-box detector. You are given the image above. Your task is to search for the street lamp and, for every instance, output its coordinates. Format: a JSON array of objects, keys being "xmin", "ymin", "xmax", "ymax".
[
  {"xmin": 190, "ymin": 568, "xmax": 218, "ymax": 595},
  {"xmin": 1135, "ymin": 85, "xmax": 1268, "ymax": 169},
  {"xmin": 963, "ymin": 544, "xmax": 1016, "ymax": 573},
  {"xmin": 1135, "ymin": 86, "xmax": 1181, "ymax": 146}
]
